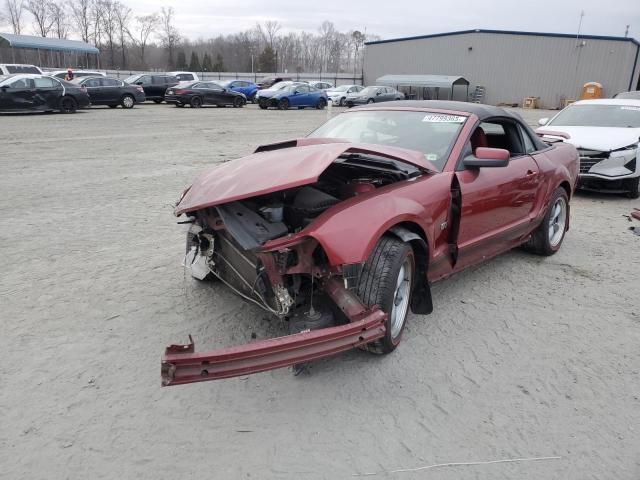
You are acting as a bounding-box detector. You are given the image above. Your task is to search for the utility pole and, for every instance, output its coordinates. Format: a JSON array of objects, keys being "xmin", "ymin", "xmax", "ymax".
[
  {"xmin": 575, "ymin": 10, "xmax": 585, "ymax": 46},
  {"xmin": 625, "ymin": 25, "xmax": 630, "ymax": 37}
]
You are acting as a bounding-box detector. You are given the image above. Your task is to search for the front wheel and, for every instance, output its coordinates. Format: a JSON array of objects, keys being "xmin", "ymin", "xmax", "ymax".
[
  {"xmin": 356, "ymin": 236, "xmax": 414, "ymax": 354},
  {"xmin": 59, "ymin": 96, "xmax": 77, "ymax": 113},
  {"xmin": 233, "ymin": 96, "xmax": 244, "ymax": 108},
  {"xmin": 316, "ymin": 98, "xmax": 327, "ymax": 109},
  {"xmin": 624, "ymin": 177, "xmax": 639, "ymax": 199},
  {"xmin": 367, "ymin": 98, "xmax": 374, "ymax": 104},
  {"xmin": 258, "ymin": 99, "xmax": 268, "ymax": 109},
  {"xmin": 121, "ymin": 94, "xmax": 135, "ymax": 109},
  {"xmin": 524, "ymin": 187, "xmax": 569, "ymax": 256},
  {"xmin": 278, "ymin": 98, "xmax": 289, "ymax": 110},
  {"xmin": 339, "ymin": 97, "xmax": 345, "ymax": 106}
]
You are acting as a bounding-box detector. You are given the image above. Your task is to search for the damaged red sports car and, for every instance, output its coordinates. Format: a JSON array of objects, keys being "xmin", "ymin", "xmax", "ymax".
[{"xmin": 162, "ymin": 101, "xmax": 579, "ymax": 386}]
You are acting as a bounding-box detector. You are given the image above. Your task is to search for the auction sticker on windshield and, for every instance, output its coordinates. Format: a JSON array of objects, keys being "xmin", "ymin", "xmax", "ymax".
[
  {"xmin": 621, "ymin": 106, "xmax": 640, "ymax": 111},
  {"xmin": 422, "ymin": 114, "xmax": 466, "ymax": 123}
]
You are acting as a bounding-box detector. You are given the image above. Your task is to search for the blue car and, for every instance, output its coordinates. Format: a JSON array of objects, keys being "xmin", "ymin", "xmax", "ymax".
[
  {"xmin": 221, "ymin": 80, "xmax": 258, "ymax": 101},
  {"xmin": 258, "ymin": 83, "xmax": 328, "ymax": 110}
]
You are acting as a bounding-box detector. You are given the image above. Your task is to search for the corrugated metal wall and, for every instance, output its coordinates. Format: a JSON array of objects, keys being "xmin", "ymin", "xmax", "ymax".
[{"xmin": 364, "ymin": 32, "xmax": 640, "ymax": 108}]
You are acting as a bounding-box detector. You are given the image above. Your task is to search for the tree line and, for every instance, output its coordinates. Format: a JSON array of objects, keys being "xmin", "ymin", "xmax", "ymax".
[{"xmin": 0, "ymin": 0, "xmax": 376, "ymax": 73}]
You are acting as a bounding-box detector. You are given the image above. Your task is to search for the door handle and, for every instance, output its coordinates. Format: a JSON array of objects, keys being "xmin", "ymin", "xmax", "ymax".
[{"xmin": 526, "ymin": 170, "xmax": 537, "ymax": 176}]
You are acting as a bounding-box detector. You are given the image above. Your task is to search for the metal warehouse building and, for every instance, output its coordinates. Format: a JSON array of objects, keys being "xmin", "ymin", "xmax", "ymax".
[{"xmin": 364, "ymin": 29, "xmax": 640, "ymax": 108}]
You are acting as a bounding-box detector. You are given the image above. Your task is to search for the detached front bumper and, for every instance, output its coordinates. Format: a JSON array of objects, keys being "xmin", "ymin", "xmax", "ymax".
[{"xmin": 161, "ymin": 278, "xmax": 387, "ymax": 386}]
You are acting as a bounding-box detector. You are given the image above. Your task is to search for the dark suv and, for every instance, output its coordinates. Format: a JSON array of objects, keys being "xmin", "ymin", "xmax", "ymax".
[
  {"xmin": 124, "ymin": 74, "xmax": 179, "ymax": 103},
  {"xmin": 257, "ymin": 76, "xmax": 293, "ymax": 89}
]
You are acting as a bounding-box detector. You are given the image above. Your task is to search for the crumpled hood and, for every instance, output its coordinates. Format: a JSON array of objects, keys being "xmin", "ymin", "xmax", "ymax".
[
  {"xmin": 538, "ymin": 126, "xmax": 640, "ymax": 150},
  {"xmin": 175, "ymin": 139, "xmax": 437, "ymax": 215}
]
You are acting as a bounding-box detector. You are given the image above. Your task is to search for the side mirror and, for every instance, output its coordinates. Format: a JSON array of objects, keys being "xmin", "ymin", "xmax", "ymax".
[
  {"xmin": 376, "ymin": 91, "xmax": 382, "ymax": 96},
  {"xmin": 0, "ymin": 85, "xmax": 8, "ymax": 91},
  {"xmin": 135, "ymin": 81, "xmax": 143, "ymax": 85},
  {"xmin": 463, "ymin": 147, "xmax": 510, "ymax": 168},
  {"xmin": 538, "ymin": 117, "xmax": 549, "ymax": 126}
]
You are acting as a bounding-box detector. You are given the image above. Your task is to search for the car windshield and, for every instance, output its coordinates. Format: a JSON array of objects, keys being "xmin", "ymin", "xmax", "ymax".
[
  {"xmin": 6, "ymin": 65, "xmax": 40, "ymax": 74},
  {"xmin": 332, "ymin": 85, "xmax": 350, "ymax": 92},
  {"xmin": 549, "ymin": 104, "xmax": 640, "ymax": 128},
  {"xmin": 267, "ymin": 81, "xmax": 290, "ymax": 91},
  {"xmin": 308, "ymin": 110, "xmax": 467, "ymax": 171},
  {"xmin": 358, "ymin": 87, "xmax": 379, "ymax": 95},
  {"xmin": 219, "ymin": 80, "xmax": 232, "ymax": 87},
  {"xmin": 615, "ymin": 91, "xmax": 640, "ymax": 100},
  {"xmin": 0, "ymin": 75, "xmax": 12, "ymax": 85}
]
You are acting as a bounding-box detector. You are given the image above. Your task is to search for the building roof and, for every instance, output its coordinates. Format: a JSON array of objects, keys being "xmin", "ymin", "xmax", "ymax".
[
  {"xmin": 365, "ymin": 29, "xmax": 640, "ymax": 47},
  {"xmin": 376, "ymin": 74, "xmax": 469, "ymax": 88},
  {"xmin": 0, "ymin": 33, "xmax": 99, "ymax": 54}
]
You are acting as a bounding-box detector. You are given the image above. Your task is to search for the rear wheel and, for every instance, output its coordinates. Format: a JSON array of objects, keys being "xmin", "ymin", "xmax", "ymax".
[
  {"xmin": 190, "ymin": 96, "xmax": 203, "ymax": 108},
  {"xmin": 339, "ymin": 97, "xmax": 345, "ymax": 106},
  {"xmin": 367, "ymin": 98, "xmax": 374, "ymax": 104},
  {"xmin": 525, "ymin": 187, "xmax": 569, "ymax": 256},
  {"xmin": 316, "ymin": 98, "xmax": 327, "ymax": 109},
  {"xmin": 356, "ymin": 236, "xmax": 414, "ymax": 354},
  {"xmin": 278, "ymin": 98, "xmax": 289, "ymax": 110},
  {"xmin": 121, "ymin": 94, "xmax": 135, "ymax": 109},
  {"xmin": 59, "ymin": 96, "xmax": 77, "ymax": 113},
  {"xmin": 258, "ymin": 99, "xmax": 268, "ymax": 109},
  {"xmin": 233, "ymin": 96, "xmax": 244, "ymax": 108},
  {"xmin": 624, "ymin": 177, "xmax": 639, "ymax": 199}
]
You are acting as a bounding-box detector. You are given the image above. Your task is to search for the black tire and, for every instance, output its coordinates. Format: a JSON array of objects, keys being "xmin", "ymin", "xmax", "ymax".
[
  {"xmin": 278, "ymin": 98, "xmax": 289, "ymax": 110},
  {"xmin": 259, "ymin": 99, "xmax": 268, "ymax": 109},
  {"xmin": 339, "ymin": 97, "xmax": 345, "ymax": 106},
  {"xmin": 316, "ymin": 98, "xmax": 327, "ymax": 109},
  {"xmin": 367, "ymin": 98, "xmax": 374, "ymax": 104},
  {"xmin": 190, "ymin": 96, "xmax": 203, "ymax": 108},
  {"xmin": 59, "ymin": 96, "xmax": 77, "ymax": 114},
  {"xmin": 524, "ymin": 187, "xmax": 569, "ymax": 256},
  {"xmin": 175, "ymin": 103, "xmax": 185, "ymax": 108},
  {"xmin": 108, "ymin": 105, "xmax": 118, "ymax": 108},
  {"xmin": 121, "ymin": 94, "xmax": 135, "ymax": 109},
  {"xmin": 355, "ymin": 235, "xmax": 414, "ymax": 354},
  {"xmin": 624, "ymin": 177, "xmax": 639, "ymax": 199},
  {"xmin": 233, "ymin": 96, "xmax": 243, "ymax": 108},
  {"xmin": 153, "ymin": 99, "xmax": 163, "ymax": 104}
]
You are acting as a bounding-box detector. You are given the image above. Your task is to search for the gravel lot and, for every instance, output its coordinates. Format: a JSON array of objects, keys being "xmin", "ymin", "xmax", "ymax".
[{"xmin": 1, "ymin": 103, "xmax": 639, "ymax": 480}]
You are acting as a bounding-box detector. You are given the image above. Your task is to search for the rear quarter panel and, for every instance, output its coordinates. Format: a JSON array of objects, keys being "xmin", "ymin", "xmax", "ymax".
[{"xmin": 532, "ymin": 142, "xmax": 579, "ymax": 218}]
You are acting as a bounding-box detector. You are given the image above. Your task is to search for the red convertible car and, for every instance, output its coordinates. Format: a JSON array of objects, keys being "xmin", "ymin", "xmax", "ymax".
[{"xmin": 162, "ymin": 101, "xmax": 579, "ymax": 386}]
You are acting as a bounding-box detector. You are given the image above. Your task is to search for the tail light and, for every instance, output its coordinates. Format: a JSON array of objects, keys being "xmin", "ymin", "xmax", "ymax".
[
  {"xmin": 174, "ymin": 89, "xmax": 187, "ymax": 95},
  {"xmin": 136, "ymin": 85, "xmax": 144, "ymax": 93}
]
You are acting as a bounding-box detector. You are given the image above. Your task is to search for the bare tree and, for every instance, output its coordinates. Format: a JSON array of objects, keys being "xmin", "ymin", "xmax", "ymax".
[
  {"xmin": 90, "ymin": 0, "xmax": 104, "ymax": 47},
  {"xmin": 159, "ymin": 6, "xmax": 179, "ymax": 68},
  {"xmin": 129, "ymin": 13, "xmax": 158, "ymax": 67},
  {"xmin": 25, "ymin": 0, "xmax": 54, "ymax": 36},
  {"xmin": 256, "ymin": 20, "xmax": 280, "ymax": 50},
  {"xmin": 100, "ymin": 0, "xmax": 118, "ymax": 67},
  {"xmin": 49, "ymin": 0, "xmax": 68, "ymax": 39},
  {"xmin": 69, "ymin": 0, "xmax": 92, "ymax": 42},
  {"xmin": 4, "ymin": 0, "xmax": 25, "ymax": 34},
  {"xmin": 114, "ymin": 1, "xmax": 131, "ymax": 68}
]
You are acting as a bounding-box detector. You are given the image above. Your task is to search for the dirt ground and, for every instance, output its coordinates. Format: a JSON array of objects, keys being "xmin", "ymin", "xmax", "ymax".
[{"xmin": 1, "ymin": 103, "xmax": 639, "ymax": 480}]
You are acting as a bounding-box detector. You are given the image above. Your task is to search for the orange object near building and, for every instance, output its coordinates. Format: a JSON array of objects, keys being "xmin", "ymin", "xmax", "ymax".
[{"xmin": 580, "ymin": 82, "xmax": 603, "ymax": 100}]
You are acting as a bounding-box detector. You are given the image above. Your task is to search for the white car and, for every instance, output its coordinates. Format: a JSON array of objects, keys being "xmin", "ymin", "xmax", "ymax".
[
  {"xmin": 166, "ymin": 71, "xmax": 199, "ymax": 82},
  {"xmin": 326, "ymin": 84, "xmax": 364, "ymax": 106},
  {"xmin": 537, "ymin": 99, "xmax": 640, "ymax": 198},
  {"xmin": 0, "ymin": 64, "xmax": 43, "ymax": 75},
  {"xmin": 308, "ymin": 80, "xmax": 333, "ymax": 91}
]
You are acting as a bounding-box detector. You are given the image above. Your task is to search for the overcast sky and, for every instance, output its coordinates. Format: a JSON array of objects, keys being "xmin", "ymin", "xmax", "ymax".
[{"xmin": 126, "ymin": 0, "xmax": 640, "ymax": 41}]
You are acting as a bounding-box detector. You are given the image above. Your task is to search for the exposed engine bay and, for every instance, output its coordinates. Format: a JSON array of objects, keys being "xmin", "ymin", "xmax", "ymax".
[{"xmin": 182, "ymin": 154, "xmax": 421, "ymax": 326}]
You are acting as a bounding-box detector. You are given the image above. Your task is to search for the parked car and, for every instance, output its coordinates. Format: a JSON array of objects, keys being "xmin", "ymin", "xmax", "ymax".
[
  {"xmin": 346, "ymin": 86, "xmax": 404, "ymax": 106},
  {"xmin": 254, "ymin": 81, "xmax": 303, "ymax": 103},
  {"xmin": 124, "ymin": 73, "xmax": 179, "ymax": 103},
  {"xmin": 48, "ymin": 70, "xmax": 105, "ymax": 79},
  {"xmin": 308, "ymin": 80, "xmax": 334, "ymax": 90},
  {"xmin": 161, "ymin": 100, "xmax": 579, "ymax": 386},
  {"xmin": 0, "ymin": 74, "xmax": 90, "ymax": 113},
  {"xmin": 164, "ymin": 81, "xmax": 246, "ymax": 108},
  {"xmin": 613, "ymin": 91, "xmax": 640, "ymax": 100},
  {"xmin": 167, "ymin": 71, "xmax": 200, "ymax": 82},
  {"xmin": 72, "ymin": 76, "xmax": 145, "ymax": 108},
  {"xmin": 257, "ymin": 83, "xmax": 328, "ymax": 110},
  {"xmin": 537, "ymin": 99, "xmax": 640, "ymax": 198},
  {"xmin": 220, "ymin": 79, "xmax": 259, "ymax": 101},
  {"xmin": 0, "ymin": 64, "xmax": 43, "ymax": 75},
  {"xmin": 326, "ymin": 84, "xmax": 364, "ymax": 106},
  {"xmin": 257, "ymin": 76, "xmax": 293, "ymax": 89}
]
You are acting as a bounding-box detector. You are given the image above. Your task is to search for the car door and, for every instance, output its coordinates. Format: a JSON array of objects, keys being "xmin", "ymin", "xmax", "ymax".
[
  {"xmin": 454, "ymin": 119, "xmax": 542, "ymax": 270},
  {"xmin": 296, "ymin": 84, "xmax": 311, "ymax": 106},
  {"xmin": 135, "ymin": 75, "xmax": 152, "ymax": 97},
  {"xmin": 204, "ymin": 82, "xmax": 225, "ymax": 104},
  {"xmin": 33, "ymin": 76, "xmax": 61, "ymax": 109},
  {"xmin": 83, "ymin": 77, "xmax": 104, "ymax": 104},
  {"xmin": 193, "ymin": 82, "xmax": 212, "ymax": 104},
  {"xmin": 100, "ymin": 77, "xmax": 122, "ymax": 103},
  {"xmin": 1, "ymin": 77, "xmax": 36, "ymax": 110}
]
